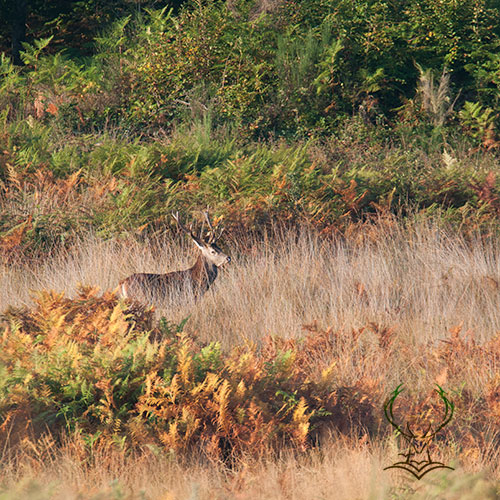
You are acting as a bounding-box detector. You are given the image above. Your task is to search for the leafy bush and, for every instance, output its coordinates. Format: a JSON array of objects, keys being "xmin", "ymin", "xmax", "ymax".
[
  {"xmin": 3, "ymin": 0, "xmax": 500, "ymax": 138},
  {"xmin": 2, "ymin": 0, "xmax": 500, "ymax": 259},
  {"xmin": 0, "ymin": 287, "xmax": 380, "ymax": 459},
  {"xmin": 3, "ymin": 128, "xmax": 500, "ymax": 261},
  {"xmin": 2, "ymin": 286, "xmax": 500, "ymax": 464}
]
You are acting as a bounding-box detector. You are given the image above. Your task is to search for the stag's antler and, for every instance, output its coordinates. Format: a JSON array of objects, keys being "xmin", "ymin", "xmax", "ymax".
[
  {"xmin": 172, "ymin": 211, "xmax": 225, "ymax": 244},
  {"xmin": 203, "ymin": 210, "xmax": 224, "ymax": 244},
  {"xmin": 172, "ymin": 211, "xmax": 200, "ymax": 243}
]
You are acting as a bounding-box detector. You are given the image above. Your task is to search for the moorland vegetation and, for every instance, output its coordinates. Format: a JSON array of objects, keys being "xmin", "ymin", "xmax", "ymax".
[{"xmin": 1, "ymin": 0, "xmax": 500, "ymax": 498}]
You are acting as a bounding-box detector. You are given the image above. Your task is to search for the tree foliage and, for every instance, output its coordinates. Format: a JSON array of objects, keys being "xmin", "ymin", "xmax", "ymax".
[
  {"xmin": 2, "ymin": 0, "xmax": 500, "ymax": 256},
  {"xmin": 1, "ymin": 0, "xmax": 500, "ymax": 136}
]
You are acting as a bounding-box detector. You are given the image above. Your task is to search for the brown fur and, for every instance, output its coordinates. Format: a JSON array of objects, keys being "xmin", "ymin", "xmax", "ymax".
[
  {"xmin": 119, "ymin": 221, "xmax": 230, "ymax": 305},
  {"xmin": 119, "ymin": 253, "xmax": 221, "ymax": 304}
]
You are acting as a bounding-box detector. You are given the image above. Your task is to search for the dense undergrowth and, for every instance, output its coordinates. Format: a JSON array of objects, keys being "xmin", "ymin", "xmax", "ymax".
[
  {"xmin": 1, "ymin": 0, "xmax": 500, "ymax": 261},
  {"xmin": 1, "ymin": 284, "xmax": 500, "ymax": 466},
  {"xmin": 0, "ymin": 286, "xmax": 367, "ymax": 459},
  {"xmin": 2, "ymin": 126, "xmax": 500, "ymax": 262}
]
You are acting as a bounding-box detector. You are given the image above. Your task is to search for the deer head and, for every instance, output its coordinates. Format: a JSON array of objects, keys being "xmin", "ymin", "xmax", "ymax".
[{"xmin": 172, "ymin": 211, "xmax": 230, "ymax": 268}]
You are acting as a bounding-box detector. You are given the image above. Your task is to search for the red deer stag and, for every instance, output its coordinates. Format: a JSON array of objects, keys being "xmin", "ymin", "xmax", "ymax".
[{"xmin": 119, "ymin": 211, "xmax": 230, "ymax": 304}]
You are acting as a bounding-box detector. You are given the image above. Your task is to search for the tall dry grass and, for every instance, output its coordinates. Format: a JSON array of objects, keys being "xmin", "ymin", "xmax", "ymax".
[
  {"xmin": 2, "ymin": 219, "xmax": 500, "ymax": 499},
  {"xmin": 0, "ymin": 433, "xmax": 498, "ymax": 500},
  {"xmin": 2, "ymin": 218, "xmax": 500, "ymax": 393},
  {"xmin": 2, "ymin": 218, "xmax": 500, "ymax": 348}
]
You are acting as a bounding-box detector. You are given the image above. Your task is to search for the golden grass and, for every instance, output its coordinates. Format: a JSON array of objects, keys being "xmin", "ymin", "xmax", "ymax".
[
  {"xmin": 3, "ymin": 219, "xmax": 500, "ymax": 347},
  {"xmin": 1, "ymin": 218, "xmax": 500, "ymax": 498},
  {"xmin": 0, "ymin": 433, "xmax": 498, "ymax": 500}
]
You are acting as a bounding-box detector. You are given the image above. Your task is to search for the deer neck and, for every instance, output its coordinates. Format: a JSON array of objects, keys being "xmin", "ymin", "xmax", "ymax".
[{"xmin": 191, "ymin": 253, "xmax": 218, "ymax": 290}]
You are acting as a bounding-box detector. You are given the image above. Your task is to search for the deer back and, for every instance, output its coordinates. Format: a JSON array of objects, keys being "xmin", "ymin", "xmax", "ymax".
[{"xmin": 118, "ymin": 211, "xmax": 230, "ymax": 305}]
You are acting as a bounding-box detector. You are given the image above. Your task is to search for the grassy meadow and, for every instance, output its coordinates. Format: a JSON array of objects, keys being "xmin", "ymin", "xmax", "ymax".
[
  {"xmin": 2, "ymin": 0, "xmax": 500, "ymax": 497},
  {"xmin": 1, "ymin": 220, "xmax": 500, "ymax": 498}
]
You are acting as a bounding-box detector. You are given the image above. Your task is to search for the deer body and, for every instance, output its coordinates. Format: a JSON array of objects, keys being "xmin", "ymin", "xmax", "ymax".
[{"xmin": 119, "ymin": 212, "xmax": 230, "ymax": 305}]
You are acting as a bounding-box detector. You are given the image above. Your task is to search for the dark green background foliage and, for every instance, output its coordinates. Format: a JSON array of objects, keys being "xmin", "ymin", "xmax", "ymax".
[
  {"xmin": 2, "ymin": 0, "xmax": 500, "ymax": 135},
  {"xmin": 2, "ymin": 0, "xmax": 500, "ymax": 255}
]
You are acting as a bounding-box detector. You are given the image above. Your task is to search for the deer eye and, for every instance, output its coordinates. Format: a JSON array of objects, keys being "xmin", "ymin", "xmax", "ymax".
[{"xmin": 210, "ymin": 249, "xmax": 216, "ymax": 254}]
